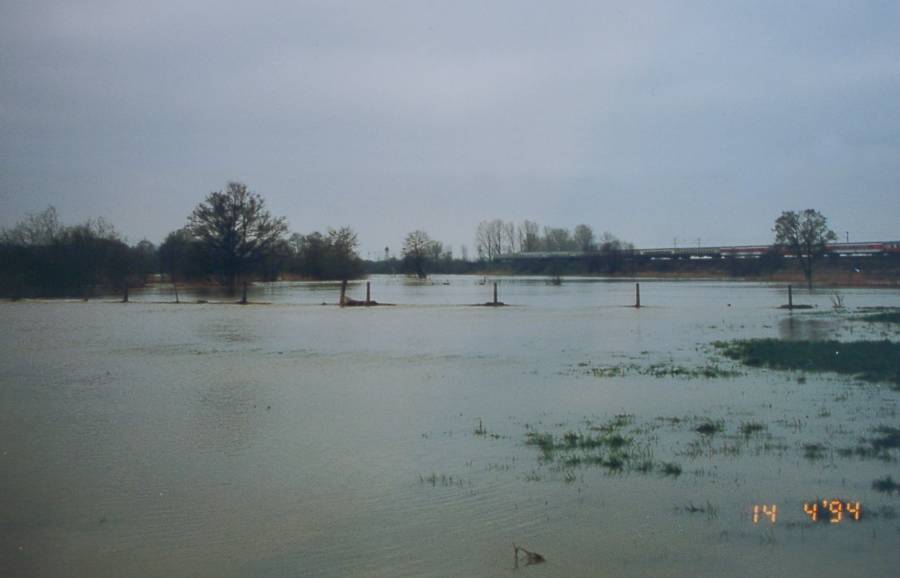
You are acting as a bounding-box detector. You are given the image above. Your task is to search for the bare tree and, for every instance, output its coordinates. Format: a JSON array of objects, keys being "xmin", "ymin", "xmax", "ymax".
[
  {"xmin": 774, "ymin": 209, "xmax": 837, "ymax": 289},
  {"xmin": 158, "ymin": 228, "xmax": 195, "ymax": 302},
  {"xmin": 0, "ymin": 206, "xmax": 62, "ymax": 246},
  {"xmin": 573, "ymin": 224, "xmax": 595, "ymax": 253},
  {"xmin": 189, "ymin": 182, "xmax": 288, "ymax": 289},
  {"xmin": 543, "ymin": 227, "xmax": 573, "ymax": 252},
  {"xmin": 402, "ymin": 229, "xmax": 435, "ymax": 278},
  {"xmin": 488, "ymin": 220, "xmax": 504, "ymax": 258},
  {"xmin": 502, "ymin": 221, "xmax": 517, "ymax": 254},
  {"xmin": 475, "ymin": 220, "xmax": 504, "ymax": 260},
  {"xmin": 518, "ymin": 220, "xmax": 541, "ymax": 252}
]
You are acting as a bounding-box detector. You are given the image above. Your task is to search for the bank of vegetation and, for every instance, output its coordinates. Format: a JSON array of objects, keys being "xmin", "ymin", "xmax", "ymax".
[
  {"xmin": 0, "ymin": 183, "xmax": 364, "ymax": 298},
  {"xmin": 2, "ymin": 184, "xmax": 895, "ymax": 297}
]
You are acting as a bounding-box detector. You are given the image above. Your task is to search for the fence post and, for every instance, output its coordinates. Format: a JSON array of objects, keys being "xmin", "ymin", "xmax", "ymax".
[
  {"xmin": 635, "ymin": 282, "xmax": 640, "ymax": 308},
  {"xmin": 366, "ymin": 281, "xmax": 371, "ymax": 305},
  {"xmin": 493, "ymin": 282, "xmax": 498, "ymax": 305}
]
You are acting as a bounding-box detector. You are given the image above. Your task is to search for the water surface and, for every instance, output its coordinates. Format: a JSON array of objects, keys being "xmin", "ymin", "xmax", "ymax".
[{"xmin": 2, "ymin": 276, "xmax": 899, "ymax": 576}]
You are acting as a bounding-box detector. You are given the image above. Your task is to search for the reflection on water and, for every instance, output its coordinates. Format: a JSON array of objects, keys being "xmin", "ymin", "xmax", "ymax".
[
  {"xmin": 1, "ymin": 277, "xmax": 899, "ymax": 577},
  {"xmin": 778, "ymin": 315, "xmax": 841, "ymax": 341}
]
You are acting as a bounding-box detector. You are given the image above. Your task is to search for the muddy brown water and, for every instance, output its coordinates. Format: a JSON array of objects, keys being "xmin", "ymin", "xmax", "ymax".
[{"xmin": 2, "ymin": 276, "xmax": 898, "ymax": 577}]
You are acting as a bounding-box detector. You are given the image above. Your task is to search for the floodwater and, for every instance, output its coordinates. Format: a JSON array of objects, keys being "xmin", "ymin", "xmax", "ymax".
[{"xmin": 1, "ymin": 276, "xmax": 898, "ymax": 577}]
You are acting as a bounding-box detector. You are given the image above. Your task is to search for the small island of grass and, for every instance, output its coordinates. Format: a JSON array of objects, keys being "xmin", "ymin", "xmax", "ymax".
[{"xmin": 714, "ymin": 338, "xmax": 900, "ymax": 388}]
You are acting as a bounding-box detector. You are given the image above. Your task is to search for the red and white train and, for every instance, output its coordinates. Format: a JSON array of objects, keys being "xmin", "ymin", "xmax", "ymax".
[
  {"xmin": 507, "ymin": 241, "xmax": 900, "ymax": 260},
  {"xmin": 644, "ymin": 241, "xmax": 900, "ymax": 259}
]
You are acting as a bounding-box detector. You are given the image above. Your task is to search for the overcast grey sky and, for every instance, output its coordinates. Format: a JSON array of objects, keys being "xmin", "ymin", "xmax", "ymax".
[{"xmin": 2, "ymin": 1, "xmax": 898, "ymax": 257}]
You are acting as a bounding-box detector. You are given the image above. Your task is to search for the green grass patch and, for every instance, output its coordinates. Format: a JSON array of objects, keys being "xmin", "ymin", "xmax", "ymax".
[{"xmin": 714, "ymin": 338, "xmax": 900, "ymax": 387}]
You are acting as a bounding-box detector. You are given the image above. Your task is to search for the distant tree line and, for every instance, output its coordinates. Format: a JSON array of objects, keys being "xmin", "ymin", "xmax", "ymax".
[
  {"xmin": 0, "ymin": 195, "xmax": 880, "ymax": 297},
  {"xmin": 0, "ymin": 182, "xmax": 364, "ymax": 298},
  {"xmin": 0, "ymin": 207, "xmax": 156, "ymax": 298},
  {"xmin": 473, "ymin": 219, "xmax": 633, "ymax": 258},
  {"xmin": 363, "ymin": 221, "xmax": 636, "ymax": 278}
]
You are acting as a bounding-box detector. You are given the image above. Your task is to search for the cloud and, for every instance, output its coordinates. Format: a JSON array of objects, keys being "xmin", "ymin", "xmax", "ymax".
[{"xmin": 2, "ymin": 1, "xmax": 899, "ymax": 251}]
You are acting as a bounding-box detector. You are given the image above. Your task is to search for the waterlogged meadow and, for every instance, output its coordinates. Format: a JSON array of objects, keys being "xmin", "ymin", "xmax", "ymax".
[{"xmin": 1, "ymin": 276, "xmax": 899, "ymax": 577}]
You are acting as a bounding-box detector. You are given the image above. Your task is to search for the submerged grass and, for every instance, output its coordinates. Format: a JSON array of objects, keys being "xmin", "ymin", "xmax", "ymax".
[
  {"xmin": 589, "ymin": 362, "xmax": 742, "ymax": 379},
  {"xmin": 847, "ymin": 426, "xmax": 900, "ymax": 460},
  {"xmin": 660, "ymin": 462, "xmax": 683, "ymax": 477},
  {"xmin": 523, "ymin": 415, "xmax": 693, "ymax": 479},
  {"xmin": 695, "ymin": 420, "xmax": 725, "ymax": 436},
  {"xmin": 714, "ymin": 338, "xmax": 900, "ymax": 387},
  {"xmin": 872, "ymin": 476, "xmax": 900, "ymax": 495},
  {"xmin": 739, "ymin": 421, "xmax": 767, "ymax": 437},
  {"xmin": 803, "ymin": 443, "xmax": 827, "ymax": 460},
  {"xmin": 861, "ymin": 311, "xmax": 900, "ymax": 324},
  {"xmin": 681, "ymin": 501, "xmax": 719, "ymax": 520},
  {"xmin": 871, "ymin": 426, "xmax": 900, "ymax": 452},
  {"xmin": 527, "ymin": 429, "xmax": 634, "ymax": 454}
]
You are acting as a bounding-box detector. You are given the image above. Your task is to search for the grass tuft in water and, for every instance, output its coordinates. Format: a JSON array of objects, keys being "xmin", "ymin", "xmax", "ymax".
[
  {"xmin": 849, "ymin": 426, "xmax": 900, "ymax": 460},
  {"xmin": 739, "ymin": 421, "xmax": 767, "ymax": 437},
  {"xmin": 803, "ymin": 443, "xmax": 827, "ymax": 460},
  {"xmin": 525, "ymin": 432, "xmax": 556, "ymax": 457},
  {"xmin": 871, "ymin": 426, "xmax": 900, "ymax": 451},
  {"xmin": 682, "ymin": 501, "xmax": 719, "ymax": 519},
  {"xmin": 872, "ymin": 476, "xmax": 900, "ymax": 494},
  {"xmin": 660, "ymin": 462, "xmax": 682, "ymax": 477},
  {"xmin": 695, "ymin": 420, "xmax": 725, "ymax": 436}
]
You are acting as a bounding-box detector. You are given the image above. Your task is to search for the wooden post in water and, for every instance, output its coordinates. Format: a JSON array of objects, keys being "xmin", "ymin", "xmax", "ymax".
[
  {"xmin": 493, "ymin": 282, "xmax": 498, "ymax": 305},
  {"xmin": 635, "ymin": 282, "xmax": 641, "ymax": 308},
  {"xmin": 240, "ymin": 281, "xmax": 248, "ymax": 305},
  {"xmin": 122, "ymin": 285, "xmax": 129, "ymax": 303},
  {"xmin": 339, "ymin": 280, "xmax": 348, "ymax": 307},
  {"xmin": 788, "ymin": 285, "xmax": 793, "ymax": 310},
  {"xmin": 366, "ymin": 281, "xmax": 371, "ymax": 305}
]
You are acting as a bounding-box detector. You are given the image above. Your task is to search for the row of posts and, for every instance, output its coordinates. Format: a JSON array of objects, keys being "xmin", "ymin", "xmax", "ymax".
[
  {"xmin": 336, "ymin": 281, "xmax": 644, "ymax": 308},
  {"xmin": 336, "ymin": 281, "xmax": 794, "ymax": 310},
  {"xmin": 120, "ymin": 279, "xmax": 798, "ymax": 309}
]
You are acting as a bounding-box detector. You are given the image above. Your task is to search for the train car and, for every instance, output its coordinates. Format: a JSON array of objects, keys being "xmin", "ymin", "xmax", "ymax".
[
  {"xmin": 825, "ymin": 242, "xmax": 899, "ymax": 256},
  {"xmin": 718, "ymin": 245, "xmax": 772, "ymax": 258}
]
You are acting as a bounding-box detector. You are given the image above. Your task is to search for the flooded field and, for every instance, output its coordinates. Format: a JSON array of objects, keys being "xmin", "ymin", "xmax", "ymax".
[{"xmin": 2, "ymin": 276, "xmax": 899, "ymax": 577}]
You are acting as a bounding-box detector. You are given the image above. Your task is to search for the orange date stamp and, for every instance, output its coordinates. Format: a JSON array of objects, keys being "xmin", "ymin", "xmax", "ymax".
[{"xmin": 752, "ymin": 500, "xmax": 861, "ymax": 524}]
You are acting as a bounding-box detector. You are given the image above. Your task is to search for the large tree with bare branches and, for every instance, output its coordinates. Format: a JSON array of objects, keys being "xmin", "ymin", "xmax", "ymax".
[{"xmin": 189, "ymin": 182, "xmax": 288, "ymax": 289}]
